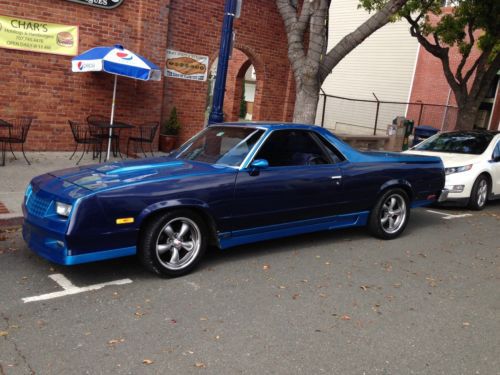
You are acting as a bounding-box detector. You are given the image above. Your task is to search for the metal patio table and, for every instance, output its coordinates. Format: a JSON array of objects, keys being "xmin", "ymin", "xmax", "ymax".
[{"xmin": 93, "ymin": 121, "xmax": 135, "ymax": 161}]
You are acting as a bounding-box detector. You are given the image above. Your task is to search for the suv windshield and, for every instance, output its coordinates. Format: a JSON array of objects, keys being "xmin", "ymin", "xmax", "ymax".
[
  {"xmin": 174, "ymin": 126, "xmax": 264, "ymax": 166},
  {"xmin": 413, "ymin": 132, "xmax": 493, "ymax": 155}
]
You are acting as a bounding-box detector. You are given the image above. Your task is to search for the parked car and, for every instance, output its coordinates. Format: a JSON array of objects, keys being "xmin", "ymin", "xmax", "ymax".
[
  {"xmin": 23, "ymin": 123, "xmax": 445, "ymax": 277},
  {"xmin": 405, "ymin": 130, "xmax": 500, "ymax": 210}
]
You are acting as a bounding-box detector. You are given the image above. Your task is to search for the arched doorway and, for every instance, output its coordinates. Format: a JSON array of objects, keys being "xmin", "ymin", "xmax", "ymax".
[{"xmin": 206, "ymin": 47, "xmax": 263, "ymax": 124}]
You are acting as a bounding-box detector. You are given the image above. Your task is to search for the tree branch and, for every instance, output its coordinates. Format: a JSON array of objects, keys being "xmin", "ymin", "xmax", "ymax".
[
  {"xmin": 404, "ymin": 13, "xmax": 464, "ymax": 100},
  {"xmin": 469, "ymin": 52, "xmax": 500, "ymax": 101},
  {"xmin": 456, "ymin": 20, "xmax": 475, "ymax": 83},
  {"xmin": 318, "ymin": 0, "xmax": 408, "ymax": 84},
  {"xmin": 276, "ymin": 0, "xmax": 314, "ymax": 86}
]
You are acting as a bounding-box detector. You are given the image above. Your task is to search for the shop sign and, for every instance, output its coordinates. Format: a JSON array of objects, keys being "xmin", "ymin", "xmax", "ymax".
[
  {"xmin": 0, "ymin": 15, "xmax": 78, "ymax": 56},
  {"xmin": 165, "ymin": 49, "xmax": 209, "ymax": 82},
  {"xmin": 62, "ymin": 0, "xmax": 124, "ymax": 9}
]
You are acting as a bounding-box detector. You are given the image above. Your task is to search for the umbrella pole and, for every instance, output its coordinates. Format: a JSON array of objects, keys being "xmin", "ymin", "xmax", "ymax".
[{"xmin": 106, "ymin": 75, "xmax": 118, "ymax": 161}]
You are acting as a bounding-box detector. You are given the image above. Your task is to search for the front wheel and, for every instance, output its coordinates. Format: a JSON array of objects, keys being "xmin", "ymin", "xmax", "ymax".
[
  {"xmin": 368, "ymin": 189, "xmax": 410, "ymax": 240},
  {"xmin": 468, "ymin": 175, "xmax": 489, "ymax": 211},
  {"xmin": 139, "ymin": 210, "xmax": 207, "ymax": 277}
]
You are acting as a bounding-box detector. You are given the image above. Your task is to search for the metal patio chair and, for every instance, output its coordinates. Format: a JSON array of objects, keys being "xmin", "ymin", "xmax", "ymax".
[
  {"xmin": 126, "ymin": 122, "xmax": 160, "ymax": 158},
  {"xmin": 0, "ymin": 117, "xmax": 33, "ymax": 165},
  {"xmin": 69, "ymin": 120, "xmax": 102, "ymax": 165}
]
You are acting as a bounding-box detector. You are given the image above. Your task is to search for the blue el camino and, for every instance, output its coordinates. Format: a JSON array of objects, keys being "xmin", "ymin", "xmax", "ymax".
[{"xmin": 23, "ymin": 123, "xmax": 446, "ymax": 277}]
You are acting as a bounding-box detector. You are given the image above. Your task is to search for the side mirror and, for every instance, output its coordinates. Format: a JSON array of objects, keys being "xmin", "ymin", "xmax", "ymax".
[{"xmin": 250, "ymin": 159, "xmax": 269, "ymax": 169}]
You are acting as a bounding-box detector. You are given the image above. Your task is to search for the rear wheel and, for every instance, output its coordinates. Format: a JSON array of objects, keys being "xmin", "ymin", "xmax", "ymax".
[
  {"xmin": 468, "ymin": 175, "xmax": 489, "ymax": 211},
  {"xmin": 368, "ymin": 189, "xmax": 410, "ymax": 239},
  {"xmin": 139, "ymin": 210, "xmax": 207, "ymax": 277}
]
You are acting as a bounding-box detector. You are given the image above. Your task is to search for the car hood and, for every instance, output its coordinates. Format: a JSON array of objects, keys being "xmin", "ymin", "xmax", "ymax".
[
  {"xmin": 36, "ymin": 157, "xmax": 234, "ymax": 195},
  {"xmin": 403, "ymin": 150, "xmax": 481, "ymax": 167}
]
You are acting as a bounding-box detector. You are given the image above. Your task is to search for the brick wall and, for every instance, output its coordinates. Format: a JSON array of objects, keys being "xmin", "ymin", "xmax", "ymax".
[
  {"xmin": 163, "ymin": 0, "xmax": 295, "ymax": 144},
  {"xmin": 1, "ymin": 0, "xmax": 295, "ymax": 151},
  {"xmin": 223, "ymin": 49, "xmax": 252, "ymax": 122},
  {"xmin": 0, "ymin": 0, "xmax": 169, "ymax": 151}
]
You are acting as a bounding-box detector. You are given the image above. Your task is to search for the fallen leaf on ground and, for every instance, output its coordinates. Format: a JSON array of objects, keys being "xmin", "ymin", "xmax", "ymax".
[
  {"xmin": 142, "ymin": 359, "xmax": 154, "ymax": 365},
  {"xmin": 195, "ymin": 362, "xmax": 206, "ymax": 368},
  {"xmin": 108, "ymin": 338, "xmax": 125, "ymax": 345},
  {"xmin": 360, "ymin": 285, "xmax": 369, "ymax": 291},
  {"xmin": 340, "ymin": 315, "xmax": 351, "ymax": 321}
]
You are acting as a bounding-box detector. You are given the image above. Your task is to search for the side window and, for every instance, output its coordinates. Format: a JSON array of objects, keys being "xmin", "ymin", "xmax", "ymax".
[
  {"xmin": 493, "ymin": 142, "xmax": 500, "ymax": 160},
  {"xmin": 254, "ymin": 130, "xmax": 331, "ymax": 167},
  {"xmin": 312, "ymin": 133, "xmax": 346, "ymax": 163}
]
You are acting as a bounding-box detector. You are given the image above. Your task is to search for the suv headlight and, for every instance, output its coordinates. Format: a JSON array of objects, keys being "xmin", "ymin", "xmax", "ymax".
[
  {"xmin": 445, "ymin": 164, "xmax": 472, "ymax": 175},
  {"xmin": 55, "ymin": 202, "xmax": 72, "ymax": 217}
]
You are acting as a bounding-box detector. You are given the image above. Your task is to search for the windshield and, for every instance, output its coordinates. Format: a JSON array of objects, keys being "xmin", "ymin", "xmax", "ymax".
[
  {"xmin": 413, "ymin": 132, "xmax": 493, "ymax": 155},
  {"xmin": 174, "ymin": 126, "xmax": 264, "ymax": 166}
]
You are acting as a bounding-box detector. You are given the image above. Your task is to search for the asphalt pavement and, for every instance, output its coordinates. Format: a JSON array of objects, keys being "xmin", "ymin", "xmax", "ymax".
[{"xmin": 0, "ymin": 204, "xmax": 499, "ymax": 375}]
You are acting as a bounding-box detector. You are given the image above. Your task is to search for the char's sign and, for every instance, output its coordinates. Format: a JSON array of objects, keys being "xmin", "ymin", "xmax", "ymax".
[
  {"xmin": 0, "ymin": 15, "xmax": 78, "ymax": 56},
  {"xmin": 165, "ymin": 49, "xmax": 209, "ymax": 82},
  {"xmin": 62, "ymin": 0, "xmax": 124, "ymax": 9}
]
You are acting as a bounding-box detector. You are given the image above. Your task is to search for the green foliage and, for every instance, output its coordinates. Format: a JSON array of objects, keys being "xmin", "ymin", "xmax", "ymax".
[
  {"xmin": 162, "ymin": 107, "xmax": 180, "ymax": 136},
  {"xmin": 360, "ymin": 0, "xmax": 499, "ymax": 59}
]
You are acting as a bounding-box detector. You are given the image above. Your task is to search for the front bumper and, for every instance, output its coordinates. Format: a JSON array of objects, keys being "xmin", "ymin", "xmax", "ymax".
[{"xmin": 23, "ymin": 219, "xmax": 136, "ymax": 265}]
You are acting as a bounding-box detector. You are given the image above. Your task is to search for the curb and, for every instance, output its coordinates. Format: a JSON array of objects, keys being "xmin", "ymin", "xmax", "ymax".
[{"xmin": 0, "ymin": 217, "xmax": 23, "ymax": 228}]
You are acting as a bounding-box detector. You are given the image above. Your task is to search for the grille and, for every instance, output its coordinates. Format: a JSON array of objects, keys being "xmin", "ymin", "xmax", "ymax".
[{"xmin": 27, "ymin": 193, "xmax": 52, "ymax": 217}]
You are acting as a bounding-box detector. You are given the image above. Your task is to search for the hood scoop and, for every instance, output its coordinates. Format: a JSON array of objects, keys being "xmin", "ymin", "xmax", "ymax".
[{"xmin": 100, "ymin": 161, "xmax": 185, "ymax": 175}]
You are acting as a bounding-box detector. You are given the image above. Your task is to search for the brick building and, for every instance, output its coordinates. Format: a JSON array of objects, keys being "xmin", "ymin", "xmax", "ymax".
[{"xmin": 0, "ymin": 0, "xmax": 295, "ymax": 151}]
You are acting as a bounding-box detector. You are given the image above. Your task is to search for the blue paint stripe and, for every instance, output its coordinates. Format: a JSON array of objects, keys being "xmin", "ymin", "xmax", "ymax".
[{"xmin": 219, "ymin": 211, "xmax": 369, "ymax": 249}]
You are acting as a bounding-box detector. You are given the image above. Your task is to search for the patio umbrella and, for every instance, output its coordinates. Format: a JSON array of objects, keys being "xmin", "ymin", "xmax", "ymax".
[{"xmin": 71, "ymin": 44, "xmax": 161, "ymax": 161}]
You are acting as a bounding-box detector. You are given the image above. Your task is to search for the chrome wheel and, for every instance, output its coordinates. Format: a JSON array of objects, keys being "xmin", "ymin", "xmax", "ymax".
[
  {"xmin": 380, "ymin": 194, "xmax": 407, "ymax": 234},
  {"xmin": 155, "ymin": 217, "xmax": 201, "ymax": 270},
  {"xmin": 476, "ymin": 179, "xmax": 488, "ymax": 207}
]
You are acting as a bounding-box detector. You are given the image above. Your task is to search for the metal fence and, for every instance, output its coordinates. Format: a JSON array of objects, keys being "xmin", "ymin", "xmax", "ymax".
[{"xmin": 316, "ymin": 92, "xmax": 458, "ymax": 135}]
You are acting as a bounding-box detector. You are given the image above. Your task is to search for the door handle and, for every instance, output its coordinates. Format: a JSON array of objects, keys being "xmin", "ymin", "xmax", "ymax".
[{"xmin": 330, "ymin": 175, "xmax": 342, "ymax": 185}]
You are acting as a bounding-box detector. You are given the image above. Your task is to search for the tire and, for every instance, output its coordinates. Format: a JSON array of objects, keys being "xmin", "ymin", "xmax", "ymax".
[
  {"xmin": 368, "ymin": 188, "xmax": 410, "ymax": 240},
  {"xmin": 468, "ymin": 175, "xmax": 489, "ymax": 211},
  {"xmin": 138, "ymin": 209, "xmax": 207, "ymax": 277}
]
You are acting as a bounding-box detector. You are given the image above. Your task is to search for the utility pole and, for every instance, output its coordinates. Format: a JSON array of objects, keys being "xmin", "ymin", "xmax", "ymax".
[{"xmin": 208, "ymin": 0, "xmax": 238, "ymax": 125}]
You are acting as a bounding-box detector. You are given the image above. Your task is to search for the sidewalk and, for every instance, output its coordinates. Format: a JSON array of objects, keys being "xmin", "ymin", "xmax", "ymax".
[{"xmin": 0, "ymin": 151, "xmax": 144, "ymax": 224}]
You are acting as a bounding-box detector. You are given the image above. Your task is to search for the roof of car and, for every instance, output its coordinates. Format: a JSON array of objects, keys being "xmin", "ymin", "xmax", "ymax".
[{"xmin": 213, "ymin": 122, "xmax": 321, "ymax": 131}]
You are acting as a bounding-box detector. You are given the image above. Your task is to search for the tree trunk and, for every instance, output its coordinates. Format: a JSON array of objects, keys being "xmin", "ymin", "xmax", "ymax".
[
  {"xmin": 293, "ymin": 83, "xmax": 320, "ymax": 124},
  {"xmin": 455, "ymin": 102, "xmax": 480, "ymax": 130}
]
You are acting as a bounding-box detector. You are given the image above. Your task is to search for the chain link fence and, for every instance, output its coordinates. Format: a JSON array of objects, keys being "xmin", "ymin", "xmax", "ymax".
[{"xmin": 316, "ymin": 92, "xmax": 458, "ymax": 135}]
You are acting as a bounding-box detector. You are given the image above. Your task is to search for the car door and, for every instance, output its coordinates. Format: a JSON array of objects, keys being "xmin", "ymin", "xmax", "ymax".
[{"xmin": 231, "ymin": 129, "xmax": 345, "ymax": 231}]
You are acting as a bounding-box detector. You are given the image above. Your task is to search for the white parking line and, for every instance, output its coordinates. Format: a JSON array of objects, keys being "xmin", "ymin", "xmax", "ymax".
[
  {"xmin": 22, "ymin": 273, "xmax": 132, "ymax": 303},
  {"xmin": 426, "ymin": 209, "xmax": 473, "ymax": 220}
]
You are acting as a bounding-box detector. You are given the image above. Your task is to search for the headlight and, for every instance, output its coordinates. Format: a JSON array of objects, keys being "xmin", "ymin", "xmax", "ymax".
[
  {"xmin": 445, "ymin": 164, "xmax": 472, "ymax": 175},
  {"xmin": 55, "ymin": 202, "xmax": 72, "ymax": 217}
]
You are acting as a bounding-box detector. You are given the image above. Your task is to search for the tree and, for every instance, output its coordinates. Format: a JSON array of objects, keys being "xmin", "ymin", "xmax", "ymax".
[
  {"xmin": 276, "ymin": 0, "xmax": 409, "ymax": 123},
  {"xmin": 361, "ymin": 0, "xmax": 500, "ymax": 130}
]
